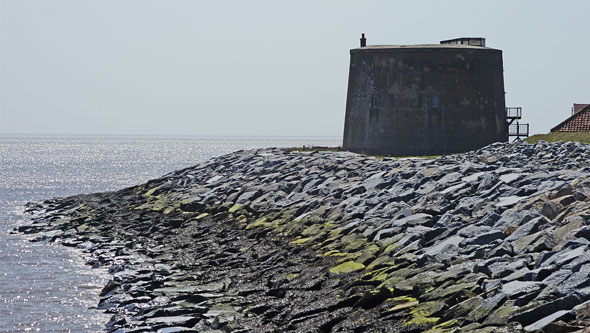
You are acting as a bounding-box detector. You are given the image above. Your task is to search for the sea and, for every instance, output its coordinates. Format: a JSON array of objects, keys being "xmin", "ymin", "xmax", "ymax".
[{"xmin": 0, "ymin": 135, "xmax": 341, "ymax": 332}]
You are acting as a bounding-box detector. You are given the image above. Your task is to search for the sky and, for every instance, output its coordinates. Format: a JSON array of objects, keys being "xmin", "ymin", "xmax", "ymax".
[{"xmin": 1, "ymin": 0, "xmax": 589, "ymax": 137}]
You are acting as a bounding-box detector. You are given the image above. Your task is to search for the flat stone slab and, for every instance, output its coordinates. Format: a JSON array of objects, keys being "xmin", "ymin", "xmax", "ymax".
[
  {"xmin": 145, "ymin": 316, "xmax": 197, "ymax": 325},
  {"xmin": 501, "ymin": 281, "xmax": 544, "ymax": 299},
  {"xmin": 496, "ymin": 196, "xmax": 526, "ymax": 208},
  {"xmin": 524, "ymin": 310, "xmax": 571, "ymax": 332},
  {"xmin": 424, "ymin": 235, "xmax": 464, "ymax": 256}
]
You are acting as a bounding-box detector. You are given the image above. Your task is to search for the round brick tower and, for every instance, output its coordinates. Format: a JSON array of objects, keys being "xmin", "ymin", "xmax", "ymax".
[{"xmin": 342, "ymin": 37, "xmax": 507, "ymax": 156}]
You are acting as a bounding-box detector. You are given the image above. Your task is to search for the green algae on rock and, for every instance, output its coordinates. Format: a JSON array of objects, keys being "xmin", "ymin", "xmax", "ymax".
[{"xmin": 329, "ymin": 261, "xmax": 365, "ymax": 274}]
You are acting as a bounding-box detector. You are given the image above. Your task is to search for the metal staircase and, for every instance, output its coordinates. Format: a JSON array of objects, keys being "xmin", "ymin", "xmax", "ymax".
[{"xmin": 506, "ymin": 107, "xmax": 529, "ymax": 141}]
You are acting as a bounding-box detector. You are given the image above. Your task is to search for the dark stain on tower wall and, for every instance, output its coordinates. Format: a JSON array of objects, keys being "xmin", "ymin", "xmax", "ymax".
[{"xmin": 343, "ymin": 37, "xmax": 507, "ymax": 156}]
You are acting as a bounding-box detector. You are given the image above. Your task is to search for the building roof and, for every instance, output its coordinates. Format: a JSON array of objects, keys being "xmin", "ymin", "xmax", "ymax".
[{"xmin": 551, "ymin": 104, "xmax": 590, "ymax": 132}]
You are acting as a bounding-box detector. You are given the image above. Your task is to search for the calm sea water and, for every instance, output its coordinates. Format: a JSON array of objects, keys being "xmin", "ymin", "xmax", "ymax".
[{"xmin": 0, "ymin": 135, "xmax": 340, "ymax": 332}]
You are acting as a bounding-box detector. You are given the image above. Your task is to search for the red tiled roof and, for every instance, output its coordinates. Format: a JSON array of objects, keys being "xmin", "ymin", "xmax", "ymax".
[{"xmin": 551, "ymin": 104, "xmax": 590, "ymax": 132}]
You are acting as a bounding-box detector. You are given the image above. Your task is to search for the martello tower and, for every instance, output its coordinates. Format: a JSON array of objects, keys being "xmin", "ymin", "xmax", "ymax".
[{"xmin": 342, "ymin": 36, "xmax": 507, "ymax": 156}]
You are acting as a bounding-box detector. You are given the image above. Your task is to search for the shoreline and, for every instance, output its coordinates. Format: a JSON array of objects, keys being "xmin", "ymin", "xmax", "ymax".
[{"xmin": 18, "ymin": 141, "xmax": 590, "ymax": 332}]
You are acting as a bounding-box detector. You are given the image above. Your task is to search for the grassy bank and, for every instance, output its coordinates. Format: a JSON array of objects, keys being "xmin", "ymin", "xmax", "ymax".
[
  {"xmin": 525, "ymin": 132, "xmax": 590, "ymax": 144},
  {"xmin": 288, "ymin": 146, "xmax": 341, "ymax": 152},
  {"xmin": 288, "ymin": 146, "xmax": 439, "ymax": 159}
]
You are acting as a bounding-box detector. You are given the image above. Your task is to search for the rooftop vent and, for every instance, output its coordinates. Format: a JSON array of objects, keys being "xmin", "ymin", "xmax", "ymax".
[{"xmin": 440, "ymin": 37, "xmax": 485, "ymax": 47}]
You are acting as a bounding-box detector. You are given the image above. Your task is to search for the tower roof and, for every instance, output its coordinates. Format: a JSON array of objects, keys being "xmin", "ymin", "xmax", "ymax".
[{"xmin": 351, "ymin": 44, "xmax": 499, "ymax": 52}]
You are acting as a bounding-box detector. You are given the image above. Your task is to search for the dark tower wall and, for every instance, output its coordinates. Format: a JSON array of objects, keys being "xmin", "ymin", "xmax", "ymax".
[{"xmin": 342, "ymin": 45, "xmax": 507, "ymax": 156}]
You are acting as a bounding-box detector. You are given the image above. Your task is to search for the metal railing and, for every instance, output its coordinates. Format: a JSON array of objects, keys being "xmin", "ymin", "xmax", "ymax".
[
  {"xmin": 509, "ymin": 123, "xmax": 529, "ymax": 137},
  {"xmin": 506, "ymin": 107, "xmax": 522, "ymax": 119}
]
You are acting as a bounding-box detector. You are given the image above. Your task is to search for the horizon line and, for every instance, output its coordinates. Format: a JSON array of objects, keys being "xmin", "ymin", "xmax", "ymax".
[{"xmin": 0, "ymin": 132, "xmax": 342, "ymax": 139}]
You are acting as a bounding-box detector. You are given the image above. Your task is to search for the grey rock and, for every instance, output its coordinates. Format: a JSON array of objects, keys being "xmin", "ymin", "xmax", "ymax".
[
  {"xmin": 156, "ymin": 327, "xmax": 198, "ymax": 333},
  {"xmin": 455, "ymin": 196, "xmax": 485, "ymax": 215},
  {"xmin": 524, "ymin": 266, "xmax": 556, "ymax": 282},
  {"xmin": 464, "ymin": 231, "xmax": 504, "ymax": 246},
  {"xmin": 501, "ymin": 281, "xmax": 544, "ymax": 299},
  {"xmin": 538, "ymin": 245, "xmax": 587, "ymax": 269},
  {"xmin": 441, "ymin": 182, "xmax": 469, "ymax": 196},
  {"xmin": 493, "ymin": 210, "xmax": 536, "ymax": 230},
  {"xmin": 461, "ymin": 171, "xmax": 485, "ymax": 183},
  {"xmin": 556, "ymin": 263, "xmax": 590, "ymax": 297},
  {"xmin": 502, "ymin": 267, "xmax": 531, "ymax": 283},
  {"xmin": 372, "ymin": 227, "xmax": 398, "ymax": 241},
  {"xmin": 542, "ymin": 200, "xmax": 564, "ymax": 220},
  {"xmin": 574, "ymin": 226, "xmax": 590, "ymax": 241},
  {"xmin": 145, "ymin": 316, "xmax": 198, "ymax": 326},
  {"xmin": 542, "ymin": 269, "xmax": 573, "ymax": 288},
  {"xmin": 555, "ymin": 195, "xmax": 576, "ymax": 207},
  {"xmin": 505, "ymin": 216, "xmax": 550, "ymax": 241},
  {"xmin": 496, "ymin": 196, "xmax": 527, "ymax": 208},
  {"xmin": 458, "ymin": 225, "xmax": 492, "ymax": 238},
  {"xmin": 432, "ymin": 213, "xmax": 461, "ymax": 229},
  {"xmin": 361, "ymin": 171, "xmax": 393, "ymax": 191},
  {"xmin": 477, "ymin": 173, "xmax": 498, "ymax": 191},
  {"xmin": 474, "ymin": 257, "xmax": 507, "ymax": 277},
  {"xmin": 512, "ymin": 230, "xmax": 555, "ymax": 254},
  {"xmin": 391, "ymin": 213, "xmax": 433, "ymax": 228},
  {"xmin": 478, "ymin": 212, "xmax": 501, "ymax": 227},
  {"xmin": 523, "ymin": 310, "xmax": 573, "ymax": 332},
  {"xmin": 499, "ymin": 173, "xmax": 522, "ymax": 184},
  {"xmin": 416, "ymin": 180, "xmax": 438, "ymax": 195},
  {"xmin": 424, "ymin": 235, "xmax": 464, "ymax": 256},
  {"xmin": 510, "ymin": 294, "xmax": 582, "ymax": 326},
  {"xmin": 438, "ymin": 171, "xmax": 463, "ymax": 184}
]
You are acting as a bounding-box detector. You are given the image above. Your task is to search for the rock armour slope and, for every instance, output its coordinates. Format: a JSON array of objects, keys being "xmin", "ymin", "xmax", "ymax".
[{"xmin": 18, "ymin": 141, "xmax": 590, "ymax": 332}]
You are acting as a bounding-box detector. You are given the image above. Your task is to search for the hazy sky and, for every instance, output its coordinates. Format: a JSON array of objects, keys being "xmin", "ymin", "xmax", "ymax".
[{"xmin": 1, "ymin": 1, "xmax": 589, "ymax": 137}]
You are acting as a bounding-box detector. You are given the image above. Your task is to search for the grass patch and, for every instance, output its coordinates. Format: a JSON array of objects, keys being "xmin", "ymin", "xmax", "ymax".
[
  {"xmin": 288, "ymin": 146, "xmax": 441, "ymax": 159},
  {"xmin": 289, "ymin": 146, "xmax": 341, "ymax": 152},
  {"xmin": 525, "ymin": 132, "xmax": 590, "ymax": 144}
]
